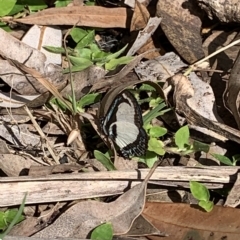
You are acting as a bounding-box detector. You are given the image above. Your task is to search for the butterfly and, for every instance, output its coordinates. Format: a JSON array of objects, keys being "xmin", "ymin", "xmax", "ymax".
[{"xmin": 100, "ymin": 90, "xmax": 148, "ymax": 158}]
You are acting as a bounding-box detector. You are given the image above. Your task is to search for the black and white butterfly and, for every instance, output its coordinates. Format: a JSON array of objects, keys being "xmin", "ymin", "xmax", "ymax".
[{"xmin": 100, "ymin": 90, "xmax": 148, "ymax": 158}]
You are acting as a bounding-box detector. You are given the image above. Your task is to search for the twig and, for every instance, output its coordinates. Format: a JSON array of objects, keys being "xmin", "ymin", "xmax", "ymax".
[{"xmin": 24, "ymin": 106, "xmax": 60, "ymax": 164}]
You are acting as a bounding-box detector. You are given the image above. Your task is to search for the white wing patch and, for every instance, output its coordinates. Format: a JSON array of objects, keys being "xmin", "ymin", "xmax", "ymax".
[{"xmin": 109, "ymin": 122, "xmax": 139, "ymax": 148}]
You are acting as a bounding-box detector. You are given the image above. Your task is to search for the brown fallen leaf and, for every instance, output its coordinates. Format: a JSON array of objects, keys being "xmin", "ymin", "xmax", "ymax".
[
  {"xmin": 143, "ymin": 202, "xmax": 240, "ymax": 240},
  {"xmin": 170, "ymin": 73, "xmax": 240, "ymax": 144},
  {"xmin": 227, "ymin": 50, "xmax": 240, "ymax": 129},
  {"xmin": 15, "ymin": 6, "xmax": 130, "ymax": 28},
  {"xmin": 224, "ymin": 172, "xmax": 240, "ymax": 208},
  {"xmin": 196, "ymin": 0, "xmax": 240, "ymax": 23},
  {"xmin": 156, "ymin": 0, "xmax": 205, "ymax": 63}
]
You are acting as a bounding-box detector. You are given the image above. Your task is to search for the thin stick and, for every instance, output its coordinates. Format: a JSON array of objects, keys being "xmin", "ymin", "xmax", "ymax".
[{"xmin": 24, "ymin": 106, "xmax": 60, "ymax": 164}]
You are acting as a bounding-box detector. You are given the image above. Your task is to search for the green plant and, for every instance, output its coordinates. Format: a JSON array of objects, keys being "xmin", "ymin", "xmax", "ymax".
[
  {"xmin": 190, "ymin": 181, "xmax": 213, "ymax": 212},
  {"xmin": 94, "ymin": 150, "xmax": 116, "ymax": 171},
  {"xmin": 0, "ymin": 0, "xmax": 47, "ymax": 18},
  {"xmin": 91, "ymin": 222, "xmax": 113, "ymax": 240},
  {"xmin": 211, "ymin": 153, "xmax": 240, "ymax": 166},
  {"xmin": 0, "ymin": 193, "xmax": 27, "ymax": 239},
  {"xmin": 44, "ymin": 27, "xmax": 133, "ymax": 72}
]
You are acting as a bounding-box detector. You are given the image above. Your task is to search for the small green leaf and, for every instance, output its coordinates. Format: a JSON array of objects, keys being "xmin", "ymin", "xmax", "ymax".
[
  {"xmin": 70, "ymin": 28, "xmax": 88, "ymax": 43},
  {"xmin": 24, "ymin": 0, "xmax": 47, "ymax": 12},
  {"xmin": 0, "ymin": 22, "xmax": 11, "ymax": 32},
  {"xmin": 211, "ymin": 153, "xmax": 233, "ymax": 166},
  {"xmin": 77, "ymin": 93, "xmax": 101, "ymax": 110},
  {"xmin": 0, "ymin": 0, "xmax": 16, "ymax": 17},
  {"xmin": 190, "ymin": 181, "xmax": 210, "ymax": 202},
  {"xmin": 63, "ymin": 64, "xmax": 93, "ymax": 73},
  {"xmin": 149, "ymin": 126, "xmax": 167, "ymax": 138},
  {"xmin": 136, "ymin": 151, "xmax": 158, "ymax": 168},
  {"xmin": 55, "ymin": 0, "xmax": 72, "ymax": 7},
  {"xmin": 175, "ymin": 125, "xmax": 189, "ymax": 150},
  {"xmin": 69, "ymin": 55, "xmax": 93, "ymax": 66},
  {"xmin": 76, "ymin": 30, "xmax": 95, "ymax": 49},
  {"xmin": 91, "ymin": 222, "xmax": 113, "ymax": 240},
  {"xmin": 92, "ymin": 51, "xmax": 110, "ymax": 62},
  {"xmin": 143, "ymin": 102, "xmax": 168, "ymax": 127},
  {"xmin": 43, "ymin": 46, "xmax": 66, "ymax": 54},
  {"xmin": 0, "ymin": 193, "xmax": 27, "ymax": 239},
  {"xmin": 94, "ymin": 150, "xmax": 116, "ymax": 171},
  {"xmin": 148, "ymin": 138, "xmax": 165, "ymax": 156},
  {"xmin": 74, "ymin": 47, "xmax": 92, "ymax": 59},
  {"xmin": 199, "ymin": 200, "xmax": 213, "ymax": 212},
  {"xmin": 105, "ymin": 56, "xmax": 133, "ymax": 71},
  {"xmin": 193, "ymin": 140, "xmax": 210, "ymax": 153},
  {"xmin": 105, "ymin": 44, "xmax": 128, "ymax": 62}
]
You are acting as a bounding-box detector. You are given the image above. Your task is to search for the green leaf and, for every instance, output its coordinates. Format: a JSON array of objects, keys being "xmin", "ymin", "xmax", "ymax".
[
  {"xmin": 70, "ymin": 28, "xmax": 88, "ymax": 43},
  {"xmin": 77, "ymin": 93, "xmax": 101, "ymax": 111},
  {"xmin": 76, "ymin": 30, "xmax": 95, "ymax": 49},
  {"xmin": 175, "ymin": 125, "xmax": 189, "ymax": 150},
  {"xmin": 149, "ymin": 126, "xmax": 167, "ymax": 138},
  {"xmin": 190, "ymin": 181, "xmax": 210, "ymax": 202},
  {"xmin": 55, "ymin": 0, "xmax": 72, "ymax": 7},
  {"xmin": 63, "ymin": 64, "xmax": 93, "ymax": 73},
  {"xmin": 43, "ymin": 46, "xmax": 66, "ymax": 54},
  {"xmin": 0, "ymin": 0, "xmax": 16, "ymax": 17},
  {"xmin": 233, "ymin": 154, "xmax": 240, "ymax": 166},
  {"xmin": 92, "ymin": 51, "xmax": 110, "ymax": 62},
  {"xmin": 91, "ymin": 222, "xmax": 113, "ymax": 240},
  {"xmin": 94, "ymin": 150, "xmax": 116, "ymax": 171},
  {"xmin": 137, "ymin": 151, "xmax": 158, "ymax": 168},
  {"xmin": 199, "ymin": 200, "xmax": 213, "ymax": 212},
  {"xmin": 143, "ymin": 102, "xmax": 168, "ymax": 127},
  {"xmin": 0, "ymin": 193, "xmax": 27, "ymax": 239},
  {"xmin": 0, "ymin": 22, "xmax": 11, "ymax": 32},
  {"xmin": 69, "ymin": 56, "xmax": 93, "ymax": 66},
  {"xmin": 193, "ymin": 140, "xmax": 210, "ymax": 153},
  {"xmin": 211, "ymin": 153, "xmax": 233, "ymax": 166},
  {"xmin": 74, "ymin": 47, "xmax": 92, "ymax": 59},
  {"xmin": 0, "ymin": 212, "xmax": 7, "ymax": 230},
  {"xmin": 105, "ymin": 56, "xmax": 133, "ymax": 71},
  {"xmin": 105, "ymin": 44, "xmax": 128, "ymax": 62},
  {"xmin": 148, "ymin": 138, "xmax": 165, "ymax": 156},
  {"xmin": 24, "ymin": 0, "xmax": 47, "ymax": 12}
]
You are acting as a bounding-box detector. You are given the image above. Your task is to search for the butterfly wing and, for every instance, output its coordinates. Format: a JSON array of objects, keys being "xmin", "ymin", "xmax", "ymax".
[{"xmin": 101, "ymin": 90, "xmax": 148, "ymax": 158}]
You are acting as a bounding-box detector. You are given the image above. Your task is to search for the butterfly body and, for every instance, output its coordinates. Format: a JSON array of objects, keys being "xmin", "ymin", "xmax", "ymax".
[{"xmin": 100, "ymin": 90, "xmax": 148, "ymax": 158}]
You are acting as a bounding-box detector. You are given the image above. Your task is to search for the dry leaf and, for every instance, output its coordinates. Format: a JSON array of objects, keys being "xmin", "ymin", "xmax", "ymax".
[
  {"xmin": 15, "ymin": 6, "xmax": 130, "ymax": 28},
  {"xmin": 156, "ymin": 0, "xmax": 205, "ymax": 63},
  {"xmin": 143, "ymin": 202, "xmax": 240, "ymax": 240}
]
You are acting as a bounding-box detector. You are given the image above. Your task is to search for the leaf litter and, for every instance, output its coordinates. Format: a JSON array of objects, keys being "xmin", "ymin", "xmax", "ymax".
[{"xmin": 1, "ymin": 0, "xmax": 240, "ymax": 239}]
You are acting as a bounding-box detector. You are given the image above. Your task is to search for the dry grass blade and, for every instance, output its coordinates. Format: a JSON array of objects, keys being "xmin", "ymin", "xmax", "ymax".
[
  {"xmin": 8, "ymin": 59, "xmax": 73, "ymax": 111},
  {"xmin": 24, "ymin": 106, "xmax": 60, "ymax": 164}
]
